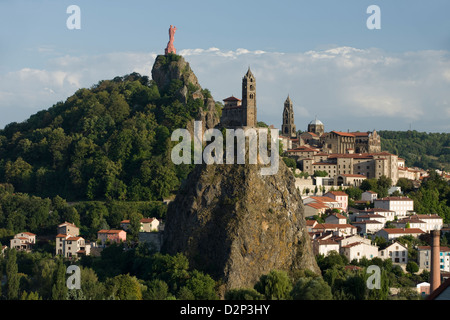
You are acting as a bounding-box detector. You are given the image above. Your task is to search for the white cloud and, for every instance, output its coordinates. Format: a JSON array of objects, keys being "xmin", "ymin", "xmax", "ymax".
[{"xmin": 0, "ymin": 47, "xmax": 449, "ymax": 132}]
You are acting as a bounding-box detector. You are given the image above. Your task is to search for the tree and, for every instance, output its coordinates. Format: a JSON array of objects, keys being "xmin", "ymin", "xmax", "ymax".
[
  {"xmin": 313, "ymin": 170, "xmax": 328, "ymax": 177},
  {"xmin": 145, "ymin": 279, "xmax": 172, "ymax": 300},
  {"xmin": 282, "ymin": 157, "xmax": 296, "ymax": 169},
  {"xmin": 254, "ymin": 270, "xmax": 293, "ymax": 300},
  {"xmin": 406, "ymin": 261, "xmax": 419, "ymax": 274},
  {"xmin": 360, "ymin": 178, "xmax": 378, "ymax": 192},
  {"xmin": 51, "ymin": 258, "xmax": 68, "ymax": 300},
  {"xmin": 290, "ymin": 277, "xmax": 333, "ymax": 300},
  {"xmin": 80, "ymin": 266, "xmax": 105, "ymax": 300},
  {"xmin": 6, "ymin": 249, "xmax": 19, "ymax": 300},
  {"xmin": 106, "ymin": 274, "xmax": 143, "ymax": 300},
  {"xmin": 20, "ymin": 291, "xmax": 41, "ymax": 300},
  {"xmin": 184, "ymin": 270, "xmax": 218, "ymax": 300},
  {"xmin": 345, "ymin": 187, "xmax": 362, "ymax": 200}
]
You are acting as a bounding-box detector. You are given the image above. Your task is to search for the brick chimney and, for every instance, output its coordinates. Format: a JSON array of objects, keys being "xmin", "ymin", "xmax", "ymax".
[{"xmin": 430, "ymin": 229, "xmax": 441, "ymax": 293}]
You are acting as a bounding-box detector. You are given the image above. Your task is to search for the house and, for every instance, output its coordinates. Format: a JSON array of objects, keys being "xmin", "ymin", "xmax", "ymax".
[
  {"xmin": 356, "ymin": 208, "xmax": 396, "ymax": 221},
  {"xmin": 355, "ymin": 213, "xmax": 387, "ymax": 225},
  {"xmin": 304, "ymin": 202, "xmax": 328, "ymax": 217},
  {"xmin": 97, "ymin": 229, "xmax": 127, "ymax": 245},
  {"xmin": 376, "ymin": 228, "xmax": 425, "ymax": 241},
  {"xmin": 312, "ymin": 223, "xmax": 357, "ymax": 237},
  {"xmin": 312, "ymin": 238, "xmax": 340, "ymax": 256},
  {"xmin": 338, "ymin": 234, "xmax": 372, "ymax": 247},
  {"xmin": 417, "ymin": 246, "xmax": 450, "ymax": 272},
  {"xmin": 352, "ymin": 220, "xmax": 384, "ymax": 234},
  {"xmin": 379, "ymin": 241, "xmax": 408, "ymax": 264},
  {"xmin": 120, "ymin": 217, "xmax": 161, "ymax": 232},
  {"xmin": 306, "ymin": 196, "xmax": 341, "ymax": 210},
  {"xmin": 325, "ymin": 212, "xmax": 347, "ymax": 224},
  {"xmin": 140, "ymin": 218, "xmax": 160, "ymax": 232},
  {"xmin": 306, "ymin": 220, "xmax": 318, "ymax": 233},
  {"xmin": 10, "ymin": 232, "xmax": 36, "ymax": 252},
  {"xmin": 341, "ymin": 241, "xmax": 379, "ymax": 262},
  {"xmin": 373, "ymin": 196, "xmax": 414, "ymax": 219},
  {"xmin": 392, "ymin": 217, "xmax": 427, "ymax": 232},
  {"xmin": 324, "ymin": 191, "xmax": 348, "ymax": 212},
  {"xmin": 55, "ymin": 221, "xmax": 88, "ymax": 259},
  {"xmin": 392, "ymin": 214, "xmax": 443, "ymax": 232},
  {"xmin": 416, "ymin": 282, "xmax": 430, "ymax": 297},
  {"xmin": 410, "ymin": 214, "xmax": 443, "ymax": 232},
  {"xmin": 56, "ymin": 234, "xmax": 90, "ymax": 259},
  {"xmin": 57, "ymin": 221, "xmax": 79, "ymax": 237},
  {"xmin": 361, "ymin": 190, "xmax": 377, "ymax": 203}
]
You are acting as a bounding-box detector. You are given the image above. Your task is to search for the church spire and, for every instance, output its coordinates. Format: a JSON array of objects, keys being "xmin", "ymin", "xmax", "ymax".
[{"xmin": 282, "ymin": 95, "xmax": 296, "ymax": 138}]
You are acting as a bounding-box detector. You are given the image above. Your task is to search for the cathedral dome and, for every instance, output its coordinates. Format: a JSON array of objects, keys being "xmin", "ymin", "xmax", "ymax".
[{"xmin": 309, "ymin": 118, "xmax": 323, "ymax": 126}]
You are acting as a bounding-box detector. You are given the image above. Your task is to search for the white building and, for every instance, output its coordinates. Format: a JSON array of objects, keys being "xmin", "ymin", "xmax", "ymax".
[
  {"xmin": 379, "ymin": 241, "xmax": 408, "ymax": 264},
  {"xmin": 361, "ymin": 191, "xmax": 378, "ymax": 203},
  {"xmin": 312, "ymin": 223, "xmax": 357, "ymax": 237},
  {"xmin": 355, "ymin": 213, "xmax": 387, "ymax": 225},
  {"xmin": 355, "ymin": 208, "xmax": 396, "ymax": 222},
  {"xmin": 10, "ymin": 232, "xmax": 36, "ymax": 252},
  {"xmin": 341, "ymin": 241, "xmax": 379, "ymax": 262},
  {"xmin": 376, "ymin": 228, "xmax": 425, "ymax": 241},
  {"xmin": 312, "ymin": 238, "xmax": 340, "ymax": 256},
  {"xmin": 339, "ymin": 234, "xmax": 372, "ymax": 247},
  {"xmin": 56, "ymin": 234, "xmax": 90, "ymax": 259},
  {"xmin": 417, "ymin": 246, "xmax": 450, "ymax": 272},
  {"xmin": 325, "ymin": 212, "xmax": 347, "ymax": 225},
  {"xmin": 412, "ymin": 214, "xmax": 443, "ymax": 232},
  {"xmin": 352, "ymin": 220, "xmax": 384, "ymax": 234},
  {"xmin": 120, "ymin": 217, "xmax": 161, "ymax": 232},
  {"xmin": 393, "ymin": 214, "xmax": 443, "ymax": 233},
  {"xmin": 373, "ymin": 196, "xmax": 414, "ymax": 218}
]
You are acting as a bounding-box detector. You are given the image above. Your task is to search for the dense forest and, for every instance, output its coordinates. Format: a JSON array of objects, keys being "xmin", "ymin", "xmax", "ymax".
[
  {"xmin": 378, "ymin": 130, "xmax": 450, "ymax": 171},
  {"xmin": 0, "ymin": 56, "xmax": 205, "ymax": 202}
]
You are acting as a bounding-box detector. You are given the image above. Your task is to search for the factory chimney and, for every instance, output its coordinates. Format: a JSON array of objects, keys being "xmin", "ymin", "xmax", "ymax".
[{"xmin": 430, "ymin": 229, "xmax": 441, "ymax": 293}]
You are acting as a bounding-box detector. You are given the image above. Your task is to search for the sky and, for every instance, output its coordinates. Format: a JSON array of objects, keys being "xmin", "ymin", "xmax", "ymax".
[{"xmin": 1, "ymin": 0, "xmax": 450, "ymax": 132}]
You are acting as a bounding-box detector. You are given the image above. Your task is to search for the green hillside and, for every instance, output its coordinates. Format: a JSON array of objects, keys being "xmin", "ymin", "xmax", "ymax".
[
  {"xmin": 0, "ymin": 54, "xmax": 208, "ymax": 201},
  {"xmin": 378, "ymin": 130, "xmax": 450, "ymax": 171}
]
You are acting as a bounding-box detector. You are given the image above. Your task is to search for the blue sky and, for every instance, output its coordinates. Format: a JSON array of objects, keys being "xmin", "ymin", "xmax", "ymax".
[{"xmin": 1, "ymin": 0, "xmax": 450, "ymax": 132}]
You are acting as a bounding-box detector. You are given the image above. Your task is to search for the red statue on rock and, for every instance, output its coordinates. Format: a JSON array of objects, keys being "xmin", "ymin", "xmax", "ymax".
[{"xmin": 165, "ymin": 25, "xmax": 177, "ymax": 55}]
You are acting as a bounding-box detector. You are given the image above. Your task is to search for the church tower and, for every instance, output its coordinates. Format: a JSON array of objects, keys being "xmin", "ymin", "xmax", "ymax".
[
  {"xmin": 281, "ymin": 95, "xmax": 296, "ymax": 138},
  {"xmin": 242, "ymin": 68, "xmax": 257, "ymax": 127}
]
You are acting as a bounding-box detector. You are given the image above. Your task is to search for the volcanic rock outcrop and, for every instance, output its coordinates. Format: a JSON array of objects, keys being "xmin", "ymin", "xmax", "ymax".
[{"xmin": 162, "ymin": 160, "xmax": 320, "ymax": 292}]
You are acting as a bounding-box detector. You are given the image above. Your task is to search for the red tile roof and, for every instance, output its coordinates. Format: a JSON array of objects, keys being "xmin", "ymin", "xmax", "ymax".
[
  {"xmin": 326, "ymin": 191, "xmax": 348, "ymax": 196},
  {"xmin": 381, "ymin": 228, "xmax": 424, "ymax": 234},
  {"xmin": 331, "ymin": 131, "xmax": 355, "ymax": 137},
  {"xmin": 313, "ymin": 223, "xmax": 357, "ymax": 230},
  {"xmin": 306, "ymin": 202, "xmax": 328, "ymax": 210},
  {"xmin": 223, "ymin": 96, "xmax": 241, "ymax": 102}
]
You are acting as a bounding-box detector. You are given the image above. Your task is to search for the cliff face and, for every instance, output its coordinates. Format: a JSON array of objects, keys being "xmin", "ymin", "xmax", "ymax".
[
  {"xmin": 151, "ymin": 54, "xmax": 220, "ymax": 132},
  {"xmin": 162, "ymin": 160, "xmax": 320, "ymax": 292}
]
